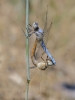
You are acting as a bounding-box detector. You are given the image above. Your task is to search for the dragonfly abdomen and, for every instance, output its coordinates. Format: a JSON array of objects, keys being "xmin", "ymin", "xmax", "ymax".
[{"xmin": 41, "ymin": 40, "xmax": 56, "ymax": 65}]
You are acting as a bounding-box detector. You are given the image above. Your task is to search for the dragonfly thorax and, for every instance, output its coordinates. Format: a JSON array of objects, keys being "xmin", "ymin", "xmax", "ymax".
[{"xmin": 35, "ymin": 28, "xmax": 44, "ymax": 42}]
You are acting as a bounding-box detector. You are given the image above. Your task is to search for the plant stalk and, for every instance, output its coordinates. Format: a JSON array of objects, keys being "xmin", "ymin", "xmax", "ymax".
[{"xmin": 25, "ymin": 0, "xmax": 30, "ymax": 100}]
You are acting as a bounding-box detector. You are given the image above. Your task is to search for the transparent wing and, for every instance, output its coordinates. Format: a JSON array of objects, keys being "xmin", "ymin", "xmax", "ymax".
[
  {"xmin": 19, "ymin": 66, "xmax": 42, "ymax": 95},
  {"xmin": 43, "ymin": 5, "xmax": 48, "ymax": 34},
  {"xmin": 43, "ymin": 5, "xmax": 53, "ymax": 45},
  {"xmin": 29, "ymin": 67, "xmax": 49, "ymax": 98},
  {"xmin": 35, "ymin": 42, "xmax": 45, "ymax": 60},
  {"xmin": 43, "ymin": 22, "xmax": 53, "ymax": 45}
]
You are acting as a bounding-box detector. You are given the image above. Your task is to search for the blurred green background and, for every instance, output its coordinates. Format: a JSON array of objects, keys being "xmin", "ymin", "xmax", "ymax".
[{"xmin": 0, "ymin": 0, "xmax": 75, "ymax": 100}]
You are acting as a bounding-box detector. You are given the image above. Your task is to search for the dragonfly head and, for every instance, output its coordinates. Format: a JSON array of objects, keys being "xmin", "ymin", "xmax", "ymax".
[{"xmin": 32, "ymin": 22, "xmax": 38, "ymax": 29}]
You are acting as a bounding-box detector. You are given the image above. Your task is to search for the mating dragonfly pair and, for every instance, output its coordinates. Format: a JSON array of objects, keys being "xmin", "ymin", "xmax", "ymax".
[
  {"xmin": 23, "ymin": 6, "xmax": 56, "ymax": 70},
  {"xmin": 27, "ymin": 20, "xmax": 56, "ymax": 70},
  {"xmin": 21, "ymin": 9, "xmax": 56, "ymax": 95}
]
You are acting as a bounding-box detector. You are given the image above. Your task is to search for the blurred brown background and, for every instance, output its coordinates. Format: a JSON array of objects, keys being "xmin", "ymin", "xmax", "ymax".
[{"xmin": 0, "ymin": 0, "xmax": 75, "ymax": 100}]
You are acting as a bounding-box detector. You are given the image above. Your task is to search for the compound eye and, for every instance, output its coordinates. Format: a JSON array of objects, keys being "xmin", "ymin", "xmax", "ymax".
[
  {"xmin": 33, "ymin": 22, "xmax": 38, "ymax": 29},
  {"xmin": 35, "ymin": 22, "xmax": 38, "ymax": 26}
]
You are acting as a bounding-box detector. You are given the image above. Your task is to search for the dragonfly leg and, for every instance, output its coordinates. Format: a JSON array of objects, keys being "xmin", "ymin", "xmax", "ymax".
[
  {"xmin": 41, "ymin": 56, "xmax": 45, "ymax": 62},
  {"xmin": 42, "ymin": 51, "xmax": 45, "ymax": 56},
  {"xmin": 46, "ymin": 55, "xmax": 53, "ymax": 66},
  {"xmin": 41, "ymin": 47, "xmax": 49, "ymax": 57},
  {"xmin": 40, "ymin": 51, "xmax": 46, "ymax": 61},
  {"xmin": 41, "ymin": 49, "xmax": 49, "ymax": 62},
  {"xmin": 22, "ymin": 28, "xmax": 26, "ymax": 36},
  {"xmin": 26, "ymin": 27, "xmax": 34, "ymax": 37},
  {"xmin": 22, "ymin": 28, "xmax": 33, "ymax": 37}
]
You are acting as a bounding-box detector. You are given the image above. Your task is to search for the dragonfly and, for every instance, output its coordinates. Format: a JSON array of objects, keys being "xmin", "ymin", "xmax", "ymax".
[
  {"xmin": 28, "ymin": 22, "xmax": 56, "ymax": 65},
  {"xmin": 27, "ymin": 11, "xmax": 56, "ymax": 70}
]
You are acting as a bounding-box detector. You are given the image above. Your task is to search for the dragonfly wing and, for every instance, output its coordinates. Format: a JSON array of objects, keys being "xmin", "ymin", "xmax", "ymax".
[
  {"xmin": 43, "ymin": 6, "xmax": 53, "ymax": 45},
  {"xmin": 43, "ymin": 5, "xmax": 49, "ymax": 45},
  {"xmin": 35, "ymin": 42, "xmax": 45, "ymax": 60},
  {"xmin": 43, "ymin": 5, "xmax": 48, "ymax": 34},
  {"xmin": 43, "ymin": 22, "xmax": 53, "ymax": 45}
]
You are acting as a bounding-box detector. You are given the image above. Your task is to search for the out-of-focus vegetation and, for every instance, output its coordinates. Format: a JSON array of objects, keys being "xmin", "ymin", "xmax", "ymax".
[{"xmin": 0, "ymin": 0, "xmax": 75, "ymax": 100}]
